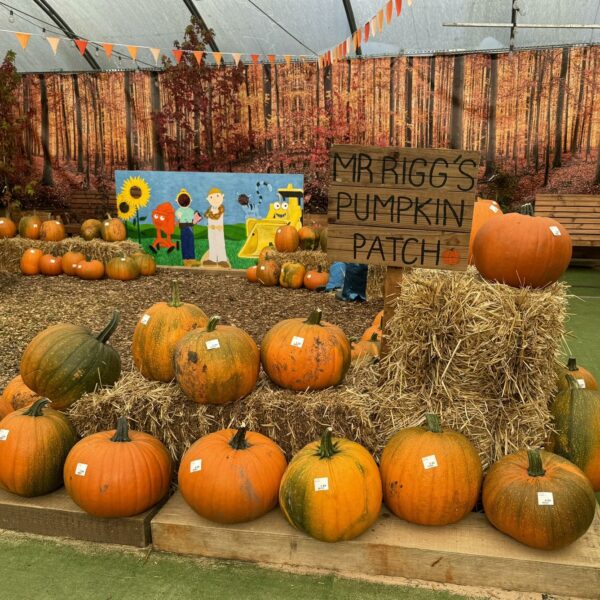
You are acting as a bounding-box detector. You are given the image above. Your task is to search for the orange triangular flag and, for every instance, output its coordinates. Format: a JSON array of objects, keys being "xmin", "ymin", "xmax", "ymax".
[
  {"xmin": 352, "ymin": 32, "xmax": 358, "ymax": 51},
  {"xmin": 284, "ymin": 55, "xmax": 291, "ymax": 67},
  {"xmin": 193, "ymin": 50, "xmax": 204, "ymax": 65},
  {"xmin": 127, "ymin": 45, "xmax": 138, "ymax": 61},
  {"xmin": 370, "ymin": 17, "xmax": 377, "ymax": 37},
  {"xmin": 232, "ymin": 52, "xmax": 241, "ymax": 66},
  {"xmin": 267, "ymin": 54, "xmax": 275, "ymax": 65},
  {"xmin": 356, "ymin": 28, "xmax": 362, "ymax": 49},
  {"xmin": 364, "ymin": 22, "xmax": 370, "ymax": 42},
  {"xmin": 395, "ymin": 0, "xmax": 403, "ymax": 16},
  {"xmin": 46, "ymin": 36, "xmax": 60, "ymax": 55},
  {"xmin": 251, "ymin": 54, "xmax": 260, "ymax": 65},
  {"xmin": 15, "ymin": 32, "xmax": 31, "ymax": 50},
  {"xmin": 213, "ymin": 52, "xmax": 222, "ymax": 65},
  {"xmin": 75, "ymin": 39, "xmax": 88, "ymax": 55},
  {"xmin": 103, "ymin": 43, "xmax": 113, "ymax": 59},
  {"xmin": 172, "ymin": 49, "xmax": 183, "ymax": 64},
  {"xmin": 150, "ymin": 47, "xmax": 160, "ymax": 63},
  {"xmin": 377, "ymin": 9, "xmax": 384, "ymax": 32},
  {"xmin": 386, "ymin": 0, "xmax": 394, "ymax": 23}
]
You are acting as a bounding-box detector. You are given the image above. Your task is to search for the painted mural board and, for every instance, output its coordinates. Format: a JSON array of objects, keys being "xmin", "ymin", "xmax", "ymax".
[{"xmin": 114, "ymin": 171, "xmax": 304, "ymax": 269}]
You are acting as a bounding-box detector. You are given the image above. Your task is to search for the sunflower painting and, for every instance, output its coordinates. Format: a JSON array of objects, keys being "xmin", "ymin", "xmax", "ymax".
[{"xmin": 117, "ymin": 176, "xmax": 151, "ymax": 243}]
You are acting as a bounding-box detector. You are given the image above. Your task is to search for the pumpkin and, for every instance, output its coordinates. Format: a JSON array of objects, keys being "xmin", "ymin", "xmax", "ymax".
[
  {"xmin": 174, "ymin": 316, "xmax": 260, "ymax": 405},
  {"xmin": 0, "ymin": 217, "xmax": 16, "ymax": 238},
  {"xmin": 257, "ymin": 258, "xmax": 281, "ymax": 286},
  {"xmin": 178, "ymin": 425, "xmax": 287, "ymax": 524},
  {"xmin": 64, "ymin": 417, "xmax": 172, "ymax": 518},
  {"xmin": 279, "ymin": 262, "xmax": 306, "ymax": 289},
  {"xmin": 351, "ymin": 333, "xmax": 380, "ymax": 361},
  {"xmin": 132, "ymin": 280, "xmax": 208, "ymax": 382},
  {"xmin": 298, "ymin": 226, "xmax": 319, "ymax": 250},
  {"xmin": 319, "ymin": 227, "xmax": 328, "ymax": 252},
  {"xmin": 303, "ymin": 266, "xmax": 329, "ymax": 291},
  {"xmin": 76, "ymin": 257, "xmax": 105, "ymax": 280},
  {"xmin": 372, "ymin": 310, "xmax": 384, "ymax": 329},
  {"xmin": 20, "ymin": 248, "xmax": 43, "ymax": 275},
  {"xmin": 482, "ymin": 449, "xmax": 596, "ymax": 550},
  {"xmin": 558, "ymin": 357, "xmax": 598, "ymax": 391},
  {"xmin": 80, "ymin": 218, "xmax": 103, "ymax": 241},
  {"xmin": 0, "ymin": 375, "xmax": 40, "ymax": 419},
  {"xmin": 468, "ymin": 199, "xmax": 502, "ymax": 264},
  {"xmin": 548, "ymin": 375, "xmax": 600, "ymax": 491},
  {"xmin": 275, "ymin": 225, "xmax": 299, "ymax": 253},
  {"xmin": 258, "ymin": 243, "xmax": 275, "ymax": 262},
  {"xmin": 20, "ymin": 312, "xmax": 121, "ymax": 410},
  {"xmin": 105, "ymin": 255, "xmax": 140, "ymax": 280},
  {"xmin": 361, "ymin": 321, "xmax": 382, "ymax": 342},
  {"xmin": 40, "ymin": 219, "xmax": 66, "ymax": 242},
  {"xmin": 279, "ymin": 428, "xmax": 382, "ymax": 542},
  {"xmin": 261, "ymin": 309, "xmax": 351, "ymax": 391},
  {"xmin": 246, "ymin": 265, "xmax": 258, "ymax": 283},
  {"xmin": 131, "ymin": 252, "xmax": 157, "ymax": 276},
  {"xmin": 380, "ymin": 414, "xmax": 482, "ymax": 526},
  {"xmin": 0, "ymin": 399, "xmax": 77, "ymax": 497},
  {"xmin": 39, "ymin": 254, "xmax": 63, "ymax": 276},
  {"xmin": 62, "ymin": 251, "xmax": 85, "ymax": 276},
  {"xmin": 473, "ymin": 207, "xmax": 572, "ymax": 288},
  {"xmin": 18, "ymin": 214, "xmax": 42, "ymax": 239},
  {"xmin": 101, "ymin": 214, "xmax": 127, "ymax": 242}
]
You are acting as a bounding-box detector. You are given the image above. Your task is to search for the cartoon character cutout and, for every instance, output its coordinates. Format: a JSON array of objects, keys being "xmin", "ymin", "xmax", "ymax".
[
  {"xmin": 202, "ymin": 187, "xmax": 230, "ymax": 268},
  {"xmin": 175, "ymin": 188, "xmax": 202, "ymax": 266},
  {"xmin": 149, "ymin": 202, "xmax": 178, "ymax": 253}
]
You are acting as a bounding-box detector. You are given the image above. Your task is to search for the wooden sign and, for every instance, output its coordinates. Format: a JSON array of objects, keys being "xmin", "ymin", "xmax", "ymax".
[{"xmin": 326, "ymin": 145, "xmax": 480, "ymax": 271}]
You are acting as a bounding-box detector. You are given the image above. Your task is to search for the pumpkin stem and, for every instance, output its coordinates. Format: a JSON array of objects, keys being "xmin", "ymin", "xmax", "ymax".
[
  {"xmin": 229, "ymin": 424, "xmax": 249, "ymax": 450},
  {"xmin": 169, "ymin": 280, "xmax": 182, "ymax": 307},
  {"xmin": 111, "ymin": 417, "xmax": 132, "ymax": 442},
  {"xmin": 519, "ymin": 203, "xmax": 534, "ymax": 216},
  {"xmin": 206, "ymin": 316, "xmax": 220, "ymax": 332},
  {"xmin": 96, "ymin": 311, "xmax": 120, "ymax": 343},
  {"xmin": 566, "ymin": 357, "xmax": 578, "ymax": 371},
  {"xmin": 316, "ymin": 427, "xmax": 339, "ymax": 459},
  {"xmin": 305, "ymin": 309, "xmax": 323, "ymax": 326},
  {"xmin": 370, "ymin": 332, "xmax": 379, "ymax": 342},
  {"xmin": 425, "ymin": 414, "xmax": 442, "ymax": 433},
  {"xmin": 23, "ymin": 398, "xmax": 50, "ymax": 416},
  {"xmin": 317, "ymin": 265, "xmax": 323, "ymax": 273},
  {"xmin": 527, "ymin": 449, "xmax": 546, "ymax": 477}
]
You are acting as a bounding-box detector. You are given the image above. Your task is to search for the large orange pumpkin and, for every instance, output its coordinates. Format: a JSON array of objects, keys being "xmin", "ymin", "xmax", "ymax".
[
  {"xmin": 62, "ymin": 251, "xmax": 85, "ymax": 276},
  {"xmin": 64, "ymin": 417, "xmax": 172, "ymax": 518},
  {"xmin": 80, "ymin": 219, "xmax": 103, "ymax": 241},
  {"xmin": 275, "ymin": 225, "xmax": 299, "ymax": 253},
  {"xmin": 132, "ymin": 280, "xmax": 208, "ymax": 382},
  {"xmin": 39, "ymin": 254, "xmax": 63, "ymax": 276},
  {"xmin": 257, "ymin": 258, "xmax": 281, "ymax": 286},
  {"xmin": 303, "ymin": 266, "xmax": 329, "ymax": 291},
  {"xmin": 101, "ymin": 214, "xmax": 127, "ymax": 242},
  {"xmin": 298, "ymin": 226, "xmax": 319, "ymax": 250},
  {"xmin": 76, "ymin": 257, "xmax": 105, "ymax": 280},
  {"xmin": 482, "ymin": 449, "xmax": 596, "ymax": 550},
  {"xmin": 131, "ymin": 252, "xmax": 157, "ymax": 276},
  {"xmin": 20, "ymin": 248, "xmax": 43, "ymax": 275},
  {"xmin": 105, "ymin": 255, "xmax": 140, "ymax": 280},
  {"xmin": 174, "ymin": 316, "xmax": 260, "ymax": 405},
  {"xmin": 0, "ymin": 375, "xmax": 40, "ymax": 418},
  {"xmin": 40, "ymin": 219, "xmax": 66, "ymax": 242},
  {"xmin": 380, "ymin": 414, "xmax": 482, "ymax": 526},
  {"xmin": 0, "ymin": 217, "xmax": 16, "ymax": 238},
  {"xmin": 279, "ymin": 262, "xmax": 305, "ymax": 289},
  {"xmin": 279, "ymin": 428, "xmax": 382, "ymax": 542},
  {"xmin": 0, "ymin": 399, "xmax": 77, "ymax": 497},
  {"xmin": 261, "ymin": 309, "xmax": 351, "ymax": 391},
  {"xmin": 178, "ymin": 425, "xmax": 287, "ymax": 524},
  {"xmin": 468, "ymin": 199, "xmax": 502, "ymax": 264},
  {"xmin": 18, "ymin": 214, "xmax": 42, "ymax": 239},
  {"xmin": 246, "ymin": 265, "xmax": 258, "ymax": 283},
  {"xmin": 473, "ymin": 208, "xmax": 572, "ymax": 288}
]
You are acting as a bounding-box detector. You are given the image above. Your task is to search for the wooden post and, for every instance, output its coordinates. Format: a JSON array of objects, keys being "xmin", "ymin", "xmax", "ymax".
[{"xmin": 381, "ymin": 266, "xmax": 404, "ymax": 358}]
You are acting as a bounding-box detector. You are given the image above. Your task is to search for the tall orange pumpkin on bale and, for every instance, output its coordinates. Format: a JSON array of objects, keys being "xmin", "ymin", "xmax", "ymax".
[
  {"xmin": 275, "ymin": 225, "xmax": 299, "ymax": 253},
  {"xmin": 18, "ymin": 214, "xmax": 42, "ymax": 239},
  {"xmin": 0, "ymin": 216, "xmax": 16, "ymax": 238},
  {"xmin": 468, "ymin": 199, "xmax": 502, "ymax": 264},
  {"xmin": 40, "ymin": 220, "xmax": 66, "ymax": 242},
  {"xmin": 101, "ymin": 214, "xmax": 127, "ymax": 242}
]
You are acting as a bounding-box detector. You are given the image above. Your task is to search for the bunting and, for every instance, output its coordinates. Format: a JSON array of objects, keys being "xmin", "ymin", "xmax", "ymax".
[
  {"xmin": 232, "ymin": 52, "xmax": 241, "ymax": 66},
  {"xmin": 74, "ymin": 39, "xmax": 88, "ymax": 55},
  {"xmin": 103, "ymin": 43, "xmax": 113, "ymax": 59},
  {"xmin": 15, "ymin": 32, "xmax": 30, "ymax": 50},
  {"xmin": 150, "ymin": 47, "xmax": 160, "ymax": 64},
  {"xmin": 193, "ymin": 50, "xmax": 204, "ymax": 65},
  {"xmin": 126, "ymin": 45, "xmax": 138, "ymax": 61},
  {"xmin": 46, "ymin": 36, "xmax": 60, "ymax": 55},
  {"xmin": 251, "ymin": 54, "xmax": 260, "ymax": 65},
  {"xmin": 386, "ymin": 0, "xmax": 393, "ymax": 24},
  {"xmin": 267, "ymin": 54, "xmax": 276, "ymax": 66},
  {"xmin": 213, "ymin": 51, "xmax": 222, "ymax": 65}
]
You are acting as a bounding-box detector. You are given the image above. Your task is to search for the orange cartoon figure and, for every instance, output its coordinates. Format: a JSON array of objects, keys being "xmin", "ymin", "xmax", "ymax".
[{"xmin": 149, "ymin": 202, "xmax": 179, "ymax": 253}]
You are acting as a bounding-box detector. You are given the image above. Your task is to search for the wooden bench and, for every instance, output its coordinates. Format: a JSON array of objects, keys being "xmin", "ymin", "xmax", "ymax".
[{"xmin": 50, "ymin": 190, "xmax": 113, "ymax": 235}]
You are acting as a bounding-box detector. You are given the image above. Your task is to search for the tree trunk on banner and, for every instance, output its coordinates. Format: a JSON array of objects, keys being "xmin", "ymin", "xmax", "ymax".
[
  {"xmin": 405, "ymin": 56, "xmax": 413, "ymax": 146},
  {"xmin": 389, "ymin": 57, "xmax": 396, "ymax": 145},
  {"xmin": 263, "ymin": 63, "xmax": 272, "ymax": 153},
  {"xmin": 39, "ymin": 74, "xmax": 53, "ymax": 186},
  {"xmin": 124, "ymin": 71, "xmax": 135, "ymax": 170},
  {"xmin": 450, "ymin": 54, "xmax": 464, "ymax": 150},
  {"xmin": 484, "ymin": 54, "xmax": 498, "ymax": 177},
  {"xmin": 570, "ymin": 48, "xmax": 587, "ymax": 154},
  {"xmin": 150, "ymin": 71, "xmax": 165, "ymax": 170},
  {"xmin": 72, "ymin": 74, "xmax": 84, "ymax": 173},
  {"xmin": 552, "ymin": 47, "xmax": 569, "ymax": 168}
]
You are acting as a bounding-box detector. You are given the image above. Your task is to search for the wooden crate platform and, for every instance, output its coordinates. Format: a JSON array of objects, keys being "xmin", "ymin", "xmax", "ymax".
[
  {"xmin": 152, "ymin": 492, "xmax": 600, "ymax": 598},
  {"xmin": 0, "ymin": 487, "xmax": 159, "ymax": 547}
]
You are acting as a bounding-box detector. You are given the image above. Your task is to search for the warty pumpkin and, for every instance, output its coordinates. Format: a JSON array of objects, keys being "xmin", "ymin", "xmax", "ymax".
[
  {"xmin": 0, "ymin": 217, "xmax": 16, "ymax": 238},
  {"xmin": 257, "ymin": 258, "xmax": 281, "ymax": 286},
  {"xmin": 105, "ymin": 255, "xmax": 140, "ymax": 280},
  {"xmin": 0, "ymin": 375, "xmax": 40, "ymax": 418},
  {"xmin": 80, "ymin": 219, "xmax": 103, "ymax": 241},
  {"xmin": 246, "ymin": 265, "xmax": 258, "ymax": 283},
  {"xmin": 275, "ymin": 225, "xmax": 300, "ymax": 253},
  {"xmin": 132, "ymin": 280, "xmax": 208, "ymax": 382},
  {"xmin": 131, "ymin": 252, "xmax": 157, "ymax": 276},
  {"xmin": 351, "ymin": 333, "xmax": 380, "ymax": 362},
  {"xmin": 174, "ymin": 316, "xmax": 260, "ymax": 405},
  {"xmin": 0, "ymin": 399, "xmax": 77, "ymax": 497},
  {"xmin": 258, "ymin": 243, "xmax": 275, "ymax": 262},
  {"xmin": 279, "ymin": 262, "xmax": 305, "ymax": 289},
  {"xmin": 178, "ymin": 425, "xmax": 287, "ymax": 524},
  {"xmin": 39, "ymin": 254, "xmax": 63, "ymax": 276},
  {"xmin": 61, "ymin": 251, "xmax": 85, "ymax": 276},
  {"xmin": 76, "ymin": 257, "xmax": 105, "ymax": 280},
  {"xmin": 18, "ymin": 214, "xmax": 42, "ymax": 239},
  {"xmin": 260, "ymin": 309, "xmax": 351, "ymax": 391},
  {"xmin": 482, "ymin": 449, "xmax": 596, "ymax": 550},
  {"xmin": 468, "ymin": 199, "xmax": 502, "ymax": 264},
  {"xmin": 101, "ymin": 214, "xmax": 127, "ymax": 242},
  {"xmin": 558, "ymin": 357, "xmax": 598, "ymax": 391},
  {"xmin": 279, "ymin": 428, "xmax": 382, "ymax": 542},
  {"xmin": 64, "ymin": 417, "xmax": 172, "ymax": 518},
  {"xmin": 20, "ymin": 312, "xmax": 122, "ymax": 409},
  {"xmin": 20, "ymin": 248, "xmax": 43, "ymax": 275},
  {"xmin": 303, "ymin": 266, "xmax": 329, "ymax": 291},
  {"xmin": 298, "ymin": 226, "xmax": 319, "ymax": 250},
  {"xmin": 40, "ymin": 219, "xmax": 66, "ymax": 242}
]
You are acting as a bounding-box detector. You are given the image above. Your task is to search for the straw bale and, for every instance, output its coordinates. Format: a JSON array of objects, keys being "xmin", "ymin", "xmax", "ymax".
[{"xmin": 267, "ymin": 249, "xmax": 330, "ymax": 271}]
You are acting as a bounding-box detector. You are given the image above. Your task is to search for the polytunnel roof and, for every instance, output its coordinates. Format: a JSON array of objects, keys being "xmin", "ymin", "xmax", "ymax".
[{"xmin": 0, "ymin": 0, "xmax": 599, "ymax": 73}]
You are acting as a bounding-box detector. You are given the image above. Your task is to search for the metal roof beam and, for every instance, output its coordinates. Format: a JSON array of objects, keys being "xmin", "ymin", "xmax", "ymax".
[
  {"xmin": 341, "ymin": 0, "xmax": 361, "ymax": 56},
  {"xmin": 181, "ymin": 0, "xmax": 219, "ymax": 52}
]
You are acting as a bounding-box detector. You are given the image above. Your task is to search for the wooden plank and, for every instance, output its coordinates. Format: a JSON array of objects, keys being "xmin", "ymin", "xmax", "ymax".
[
  {"xmin": 0, "ymin": 486, "xmax": 159, "ymax": 547},
  {"xmin": 151, "ymin": 492, "xmax": 600, "ymax": 599}
]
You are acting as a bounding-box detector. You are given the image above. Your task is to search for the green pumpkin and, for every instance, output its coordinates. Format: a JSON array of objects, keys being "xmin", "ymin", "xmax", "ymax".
[
  {"xmin": 548, "ymin": 374, "xmax": 600, "ymax": 491},
  {"xmin": 20, "ymin": 312, "xmax": 122, "ymax": 410}
]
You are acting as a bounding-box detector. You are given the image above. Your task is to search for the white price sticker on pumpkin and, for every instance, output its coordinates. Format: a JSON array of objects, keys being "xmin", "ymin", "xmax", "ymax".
[
  {"xmin": 577, "ymin": 378, "xmax": 586, "ymax": 388},
  {"xmin": 537, "ymin": 492, "xmax": 554, "ymax": 506},
  {"xmin": 140, "ymin": 314, "xmax": 151, "ymax": 325},
  {"xmin": 489, "ymin": 205, "xmax": 500, "ymax": 213},
  {"xmin": 0, "ymin": 429, "xmax": 9, "ymax": 441},
  {"xmin": 75, "ymin": 463, "xmax": 88, "ymax": 477},
  {"xmin": 422, "ymin": 454, "xmax": 438, "ymax": 469},
  {"xmin": 190, "ymin": 459, "xmax": 202, "ymax": 473},
  {"xmin": 291, "ymin": 336, "xmax": 304, "ymax": 348},
  {"xmin": 549, "ymin": 226, "xmax": 561, "ymax": 236},
  {"xmin": 205, "ymin": 339, "xmax": 220, "ymax": 350},
  {"xmin": 314, "ymin": 477, "xmax": 329, "ymax": 492}
]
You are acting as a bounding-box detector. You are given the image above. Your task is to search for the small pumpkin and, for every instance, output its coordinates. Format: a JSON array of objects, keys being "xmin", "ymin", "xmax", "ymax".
[
  {"xmin": 132, "ymin": 281, "xmax": 208, "ymax": 382},
  {"xmin": 0, "ymin": 399, "xmax": 77, "ymax": 497},
  {"xmin": 105, "ymin": 255, "xmax": 140, "ymax": 280},
  {"xmin": 468, "ymin": 199, "xmax": 502, "ymax": 264},
  {"xmin": 361, "ymin": 321, "xmax": 382, "ymax": 342},
  {"xmin": 178, "ymin": 425, "xmax": 287, "ymax": 524},
  {"xmin": 0, "ymin": 375, "xmax": 40, "ymax": 418},
  {"xmin": 80, "ymin": 219, "xmax": 103, "ymax": 241},
  {"xmin": 275, "ymin": 225, "xmax": 300, "ymax": 253},
  {"xmin": 64, "ymin": 417, "xmax": 172, "ymax": 518},
  {"xmin": 558, "ymin": 357, "xmax": 598, "ymax": 391},
  {"xmin": 482, "ymin": 449, "xmax": 596, "ymax": 550},
  {"xmin": 351, "ymin": 332, "xmax": 380, "ymax": 361},
  {"xmin": 303, "ymin": 266, "xmax": 329, "ymax": 291},
  {"xmin": 371, "ymin": 310, "xmax": 384, "ymax": 329},
  {"xmin": 298, "ymin": 226, "xmax": 319, "ymax": 250},
  {"xmin": 0, "ymin": 217, "xmax": 16, "ymax": 239},
  {"xmin": 319, "ymin": 227, "xmax": 328, "ymax": 252},
  {"xmin": 257, "ymin": 258, "xmax": 281, "ymax": 286},
  {"xmin": 20, "ymin": 248, "xmax": 43, "ymax": 275},
  {"xmin": 18, "ymin": 214, "xmax": 42, "ymax": 239},
  {"xmin": 279, "ymin": 262, "xmax": 306, "ymax": 289},
  {"xmin": 174, "ymin": 316, "xmax": 260, "ymax": 405},
  {"xmin": 258, "ymin": 243, "xmax": 275, "ymax": 262},
  {"xmin": 39, "ymin": 254, "xmax": 63, "ymax": 276},
  {"xmin": 261, "ymin": 309, "xmax": 351, "ymax": 391},
  {"xmin": 40, "ymin": 219, "xmax": 66, "ymax": 242},
  {"xmin": 548, "ymin": 375, "xmax": 600, "ymax": 490},
  {"xmin": 380, "ymin": 414, "xmax": 483, "ymax": 526},
  {"xmin": 131, "ymin": 252, "xmax": 157, "ymax": 276},
  {"xmin": 101, "ymin": 214, "xmax": 127, "ymax": 242},
  {"xmin": 20, "ymin": 312, "xmax": 121, "ymax": 410},
  {"xmin": 76, "ymin": 257, "xmax": 105, "ymax": 280},
  {"xmin": 279, "ymin": 428, "xmax": 382, "ymax": 542},
  {"xmin": 246, "ymin": 265, "xmax": 258, "ymax": 283},
  {"xmin": 62, "ymin": 251, "xmax": 86, "ymax": 276}
]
